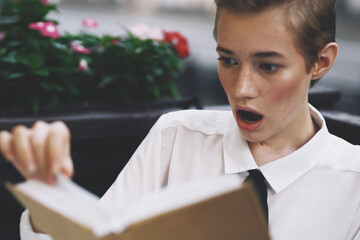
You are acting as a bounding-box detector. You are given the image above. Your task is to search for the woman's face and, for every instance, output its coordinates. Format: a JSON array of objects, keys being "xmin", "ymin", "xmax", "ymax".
[{"xmin": 216, "ymin": 7, "xmax": 314, "ymax": 145}]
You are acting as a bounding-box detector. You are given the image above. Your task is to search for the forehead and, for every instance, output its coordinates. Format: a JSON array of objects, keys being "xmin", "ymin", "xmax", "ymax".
[{"xmin": 216, "ymin": 7, "xmax": 300, "ymax": 56}]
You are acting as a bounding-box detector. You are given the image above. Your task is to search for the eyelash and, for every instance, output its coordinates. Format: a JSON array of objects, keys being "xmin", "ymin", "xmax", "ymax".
[
  {"xmin": 217, "ymin": 57, "xmax": 280, "ymax": 74},
  {"xmin": 217, "ymin": 57, "xmax": 237, "ymax": 66},
  {"xmin": 259, "ymin": 63, "xmax": 279, "ymax": 74}
]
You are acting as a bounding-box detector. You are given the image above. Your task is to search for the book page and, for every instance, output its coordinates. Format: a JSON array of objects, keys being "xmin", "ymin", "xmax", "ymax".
[{"xmin": 15, "ymin": 175, "xmax": 125, "ymax": 237}]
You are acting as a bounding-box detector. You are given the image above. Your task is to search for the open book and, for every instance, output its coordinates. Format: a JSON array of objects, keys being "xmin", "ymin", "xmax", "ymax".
[{"xmin": 6, "ymin": 175, "xmax": 270, "ymax": 240}]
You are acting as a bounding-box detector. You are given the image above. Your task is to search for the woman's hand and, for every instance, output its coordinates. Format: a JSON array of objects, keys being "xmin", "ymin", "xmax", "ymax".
[{"xmin": 0, "ymin": 121, "xmax": 73, "ymax": 184}]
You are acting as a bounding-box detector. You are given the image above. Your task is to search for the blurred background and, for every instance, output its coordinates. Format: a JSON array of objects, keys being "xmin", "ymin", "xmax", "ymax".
[
  {"xmin": 0, "ymin": 0, "xmax": 359, "ymax": 239},
  {"xmin": 52, "ymin": 0, "xmax": 360, "ymax": 113}
]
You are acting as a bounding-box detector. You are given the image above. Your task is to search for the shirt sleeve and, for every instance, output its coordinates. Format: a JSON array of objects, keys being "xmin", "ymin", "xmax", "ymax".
[
  {"xmin": 19, "ymin": 210, "xmax": 53, "ymax": 240},
  {"xmin": 346, "ymin": 201, "xmax": 360, "ymax": 240},
  {"xmin": 98, "ymin": 113, "xmax": 174, "ymax": 214}
]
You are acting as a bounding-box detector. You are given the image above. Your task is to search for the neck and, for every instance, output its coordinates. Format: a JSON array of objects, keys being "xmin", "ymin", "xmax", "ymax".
[{"xmin": 248, "ymin": 106, "xmax": 319, "ymax": 167}]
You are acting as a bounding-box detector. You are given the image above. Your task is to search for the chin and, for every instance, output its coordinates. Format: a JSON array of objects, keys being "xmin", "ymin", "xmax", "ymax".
[{"xmin": 239, "ymin": 130, "xmax": 266, "ymax": 144}]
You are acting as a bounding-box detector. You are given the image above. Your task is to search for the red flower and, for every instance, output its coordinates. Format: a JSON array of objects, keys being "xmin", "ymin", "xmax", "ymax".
[
  {"xmin": 82, "ymin": 18, "xmax": 98, "ymax": 28},
  {"xmin": 163, "ymin": 31, "xmax": 190, "ymax": 59},
  {"xmin": 109, "ymin": 38, "xmax": 120, "ymax": 45},
  {"xmin": 71, "ymin": 42, "xmax": 91, "ymax": 54},
  {"xmin": 29, "ymin": 22, "xmax": 60, "ymax": 39},
  {"xmin": 41, "ymin": 0, "xmax": 50, "ymax": 5}
]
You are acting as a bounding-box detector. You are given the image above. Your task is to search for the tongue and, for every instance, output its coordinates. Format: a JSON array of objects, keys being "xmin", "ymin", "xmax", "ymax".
[{"xmin": 238, "ymin": 110, "xmax": 262, "ymax": 123}]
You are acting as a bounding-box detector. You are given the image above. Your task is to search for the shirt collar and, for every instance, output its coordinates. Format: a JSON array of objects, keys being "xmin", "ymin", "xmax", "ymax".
[{"xmin": 223, "ymin": 104, "xmax": 330, "ymax": 193}]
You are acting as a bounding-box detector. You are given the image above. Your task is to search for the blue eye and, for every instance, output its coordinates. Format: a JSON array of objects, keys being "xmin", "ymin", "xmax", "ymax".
[
  {"xmin": 218, "ymin": 57, "xmax": 237, "ymax": 66},
  {"xmin": 260, "ymin": 63, "xmax": 278, "ymax": 73}
]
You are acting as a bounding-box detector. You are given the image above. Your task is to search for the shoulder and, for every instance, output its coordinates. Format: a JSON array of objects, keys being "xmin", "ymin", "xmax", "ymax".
[
  {"xmin": 156, "ymin": 109, "xmax": 233, "ymax": 135},
  {"xmin": 328, "ymin": 133, "xmax": 360, "ymax": 156},
  {"xmin": 320, "ymin": 133, "xmax": 360, "ymax": 172},
  {"xmin": 310, "ymin": 106, "xmax": 360, "ymax": 172}
]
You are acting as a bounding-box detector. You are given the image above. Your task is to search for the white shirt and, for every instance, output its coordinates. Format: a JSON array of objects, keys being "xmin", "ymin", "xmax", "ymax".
[{"xmin": 21, "ymin": 105, "xmax": 360, "ymax": 240}]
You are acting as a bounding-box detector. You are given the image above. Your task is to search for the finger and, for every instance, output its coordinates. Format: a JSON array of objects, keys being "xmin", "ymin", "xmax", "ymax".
[
  {"xmin": 46, "ymin": 121, "xmax": 71, "ymax": 175},
  {"xmin": 60, "ymin": 155, "xmax": 74, "ymax": 179},
  {"xmin": 0, "ymin": 130, "xmax": 15, "ymax": 162},
  {"xmin": 0, "ymin": 130, "xmax": 31, "ymax": 179},
  {"xmin": 12, "ymin": 126, "xmax": 37, "ymax": 175},
  {"xmin": 30, "ymin": 121, "xmax": 50, "ymax": 179},
  {"xmin": 61, "ymin": 132, "xmax": 73, "ymax": 178}
]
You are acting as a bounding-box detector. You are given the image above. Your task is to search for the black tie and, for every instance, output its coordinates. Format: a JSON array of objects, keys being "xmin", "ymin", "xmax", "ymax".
[{"xmin": 245, "ymin": 169, "xmax": 269, "ymax": 224}]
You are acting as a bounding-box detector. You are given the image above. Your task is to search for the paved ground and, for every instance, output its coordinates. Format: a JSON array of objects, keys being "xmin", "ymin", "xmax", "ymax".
[{"xmin": 50, "ymin": 1, "xmax": 360, "ymax": 114}]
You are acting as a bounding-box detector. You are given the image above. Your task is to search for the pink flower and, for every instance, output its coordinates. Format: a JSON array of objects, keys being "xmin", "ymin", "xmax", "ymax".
[
  {"xmin": 82, "ymin": 18, "xmax": 98, "ymax": 28},
  {"xmin": 0, "ymin": 32, "xmax": 6, "ymax": 41},
  {"xmin": 148, "ymin": 28, "xmax": 164, "ymax": 41},
  {"xmin": 41, "ymin": 0, "xmax": 50, "ymax": 5},
  {"xmin": 29, "ymin": 22, "xmax": 45, "ymax": 31},
  {"xmin": 77, "ymin": 59, "xmax": 89, "ymax": 71},
  {"xmin": 29, "ymin": 21, "xmax": 60, "ymax": 39},
  {"xmin": 129, "ymin": 24, "xmax": 164, "ymax": 41},
  {"xmin": 71, "ymin": 42, "xmax": 91, "ymax": 54}
]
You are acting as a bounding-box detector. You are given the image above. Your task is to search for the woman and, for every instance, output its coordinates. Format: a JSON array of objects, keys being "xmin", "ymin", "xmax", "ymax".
[{"xmin": 1, "ymin": 0, "xmax": 360, "ymax": 239}]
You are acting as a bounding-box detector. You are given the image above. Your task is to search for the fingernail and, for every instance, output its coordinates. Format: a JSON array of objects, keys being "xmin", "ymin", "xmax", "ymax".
[
  {"xmin": 47, "ymin": 175, "xmax": 57, "ymax": 185},
  {"xmin": 27, "ymin": 163, "xmax": 37, "ymax": 174},
  {"xmin": 52, "ymin": 162, "xmax": 61, "ymax": 174}
]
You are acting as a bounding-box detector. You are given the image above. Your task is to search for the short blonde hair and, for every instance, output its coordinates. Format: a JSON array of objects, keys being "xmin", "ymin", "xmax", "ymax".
[{"xmin": 213, "ymin": 0, "xmax": 337, "ymax": 87}]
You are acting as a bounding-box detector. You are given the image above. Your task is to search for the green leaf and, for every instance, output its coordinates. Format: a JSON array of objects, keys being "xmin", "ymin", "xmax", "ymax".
[
  {"xmin": 67, "ymin": 83, "xmax": 80, "ymax": 95},
  {"xmin": 14, "ymin": 53, "xmax": 30, "ymax": 65},
  {"xmin": 153, "ymin": 67, "xmax": 164, "ymax": 76},
  {"xmin": 7, "ymin": 41, "xmax": 22, "ymax": 47},
  {"xmin": 99, "ymin": 75, "xmax": 116, "ymax": 88},
  {"xmin": 40, "ymin": 82, "xmax": 52, "ymax": 90},
  {"xmin": 0, "ymin": 48, "xmax": 7, "ymax": 56},
  {"xmin": 29, "ymin": 53, "xmax": 45, "ymax": 69},
  {"xmin": 52, "ymin": 84, "xmax": 64, "ymax": 92},
  {"xmin": 6, "ymin": 72, "xmax": 25, "ymax": 79},
  {"xmin": 146, "ymin": 75, "xmax": 154, "ymax": 83},
  {"xmin": 1, "ymin": 52, "xmax": 17, "ymax": 63},
  {"xmin": 31, "ymin": 96, "xmax": 39, "ymax": 113},
  {"xmin": 51, "ymin": 42, "xmax": 68, "ymax": 51},
  {"xmin": 169, "ymin": 83, "xmax": 180, "ymax": 98},
  {"xmin": 152, "ymin": 86, "xmax": 161, "ymax": 98},
  {"xmin": 33, "ymin": 68, "xmax": 49, "ymax": 76}
]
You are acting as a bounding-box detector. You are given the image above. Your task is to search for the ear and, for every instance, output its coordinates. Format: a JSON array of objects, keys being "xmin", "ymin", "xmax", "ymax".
[{"xmin": 311, "ymin": 42, "xmax": 338, "ymax": 80}]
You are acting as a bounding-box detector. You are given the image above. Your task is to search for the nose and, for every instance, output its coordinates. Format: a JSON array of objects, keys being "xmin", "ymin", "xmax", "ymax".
[{"xmin": 233, "ymin": 65, "xmax": 258, "ymax": 99}]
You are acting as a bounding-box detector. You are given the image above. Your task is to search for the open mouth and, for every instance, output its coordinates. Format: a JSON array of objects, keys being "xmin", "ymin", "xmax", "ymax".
[{"xmin": 237, "ymin": 110, "xmax": 263, "ymax": 124}]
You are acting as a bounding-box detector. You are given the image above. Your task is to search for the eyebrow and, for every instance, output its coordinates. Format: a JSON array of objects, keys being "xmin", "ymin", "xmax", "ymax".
[
  {"xmin": 216, "ymin": 46, "xmax": 234, "ymax": 55},
  {"xmin": 254, "ymin": 51, "xmax": 285, "ymax": 59},
  {"xmin": 216, "ymin": 46, "xmax": 285, "ymax": 59}
]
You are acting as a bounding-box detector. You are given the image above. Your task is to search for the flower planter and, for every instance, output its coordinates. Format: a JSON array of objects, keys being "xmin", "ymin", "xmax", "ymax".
[{"xmin": 0, "ymin": 1, "xmax": 194, "ymax": 239}]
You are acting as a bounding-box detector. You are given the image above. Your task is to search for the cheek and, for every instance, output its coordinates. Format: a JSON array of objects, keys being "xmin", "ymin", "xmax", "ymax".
[
  {"xmin": 218, "ymin": 68, "xmax": 232, "ymax": 93},
  {"xmin": 268, "ymin": 71, "xmax": 309, "ymax": 105}
]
